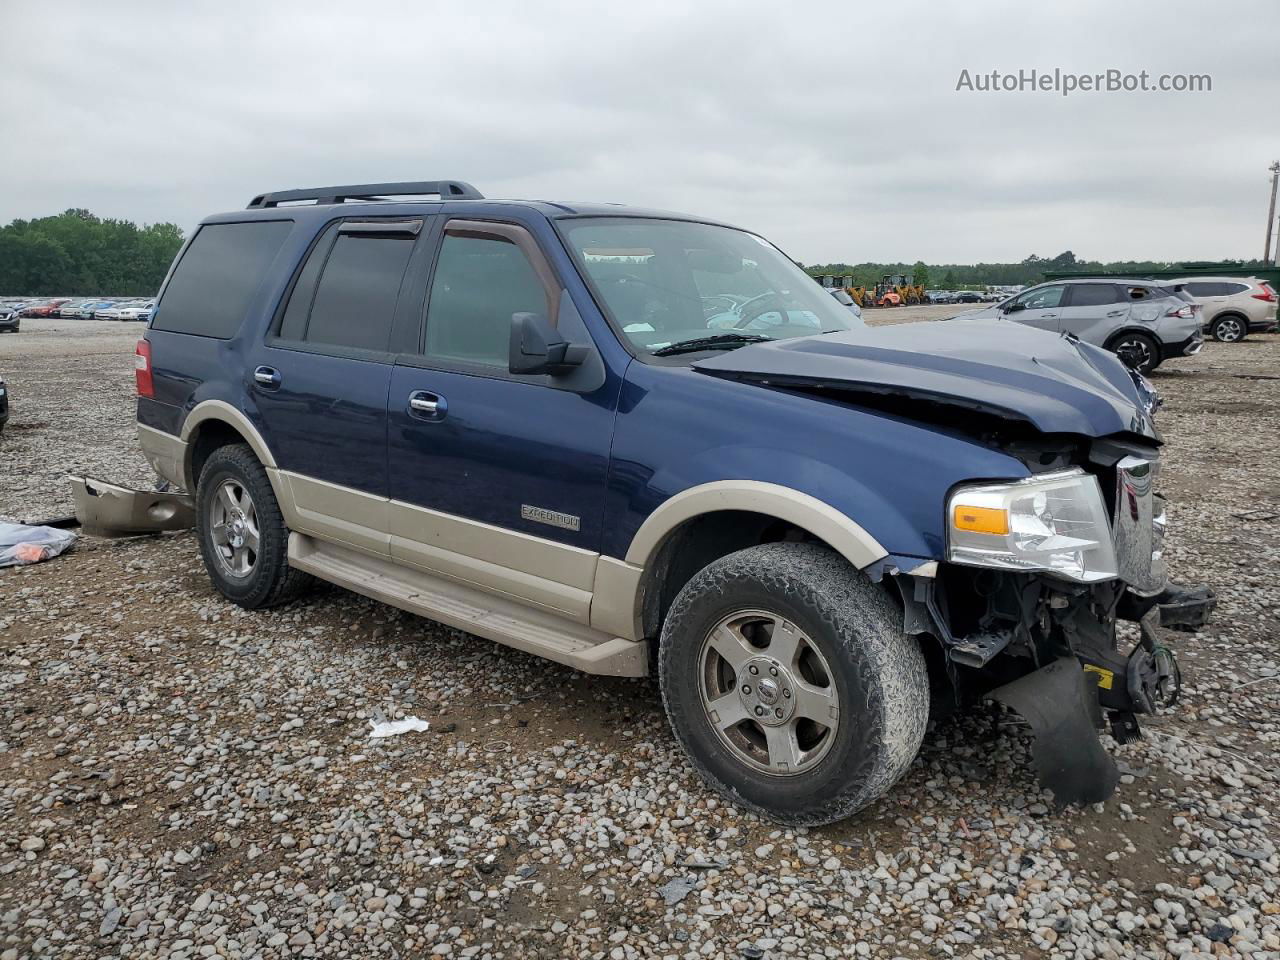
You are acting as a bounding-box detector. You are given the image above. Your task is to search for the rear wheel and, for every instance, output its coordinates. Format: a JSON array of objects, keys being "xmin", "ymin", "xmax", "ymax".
[
  {"xmin": 1110, "ymin": 331, "xmax": 1160, "ymax": 373},
  {"xmin": 195, "ymin": 443, "xmax": 312, "ymax": 609},
  {"xmin": 658, "ymin": 542, "xmax": 929, "ymax": 825},
  {"xmin": 1210, "ymin": 315, "xmax": 1246, "ymax": 343}
]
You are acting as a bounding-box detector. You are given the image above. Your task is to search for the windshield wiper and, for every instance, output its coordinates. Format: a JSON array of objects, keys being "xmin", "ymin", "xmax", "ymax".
[{"xmin": 651, "ymin": 333, "xmax": 773, "ymax": 356}]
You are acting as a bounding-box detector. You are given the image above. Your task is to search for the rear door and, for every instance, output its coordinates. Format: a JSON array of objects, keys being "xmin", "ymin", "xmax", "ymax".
[
  {"xmin": 1058, "ymin": 283, "xmax": 1128, "ymax": 343},
  {"xmin": 249, "ymin": 216, "xmax": 426, "ymax": 556},
  {"xmin": 385, "ymin": 216, "xmax": 620, "ymax": 623}
]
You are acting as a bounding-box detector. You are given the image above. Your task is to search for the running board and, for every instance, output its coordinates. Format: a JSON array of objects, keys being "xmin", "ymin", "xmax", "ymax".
[{"xmin": 288, "ymin": 534, "xmax": 648, "ymax": 677}]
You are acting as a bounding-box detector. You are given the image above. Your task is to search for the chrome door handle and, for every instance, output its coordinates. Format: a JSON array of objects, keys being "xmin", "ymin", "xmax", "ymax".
[
  {"xmin": 407, "ymin": 390, "xmax": 447, "ymax": 420},
  {"xmin": 253, "ymin": 366, "xmax": 281, "ymax": 387}
]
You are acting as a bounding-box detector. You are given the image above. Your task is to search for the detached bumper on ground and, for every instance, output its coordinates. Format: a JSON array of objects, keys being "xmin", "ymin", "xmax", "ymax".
[{"xmin": 69, "ymin": 475, "xmax": 195, "ymax": 537}]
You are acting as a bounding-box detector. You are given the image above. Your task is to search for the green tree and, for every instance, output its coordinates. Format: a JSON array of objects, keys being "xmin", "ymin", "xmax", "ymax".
[
  {"xmin": 0, "ymin": 210, "xmax": 184, "ymax": 295},
  {"xmin": 910, "ymin": 261, "xmax": 930, "ymax": 288}
]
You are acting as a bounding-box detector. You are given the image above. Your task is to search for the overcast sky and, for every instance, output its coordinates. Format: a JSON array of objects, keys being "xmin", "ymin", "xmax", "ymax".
[{"xmin": 3, "ymin": 0, "xmax": 1278, "ymax": 264}]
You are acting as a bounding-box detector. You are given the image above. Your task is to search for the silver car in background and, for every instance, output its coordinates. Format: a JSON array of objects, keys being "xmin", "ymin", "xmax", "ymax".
[
  {"xmin": 1170, "ymin": 276, "xmax": 1278, "ymax": 342},
  {"xmin": 949, "ymin": 278, "xmax": 1202, "ymax": 373}
]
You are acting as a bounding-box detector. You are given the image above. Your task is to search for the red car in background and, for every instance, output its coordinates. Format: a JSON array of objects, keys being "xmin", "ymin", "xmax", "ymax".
[{"xmin": 21, "ymin": 299, "xmax": 71, "ymax": 317}]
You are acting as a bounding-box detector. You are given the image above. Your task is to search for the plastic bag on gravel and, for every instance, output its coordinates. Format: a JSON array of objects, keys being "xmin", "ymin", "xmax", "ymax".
[{"xmin": 0, "ymin": 521, "xmax": 77, "ymax": 567}]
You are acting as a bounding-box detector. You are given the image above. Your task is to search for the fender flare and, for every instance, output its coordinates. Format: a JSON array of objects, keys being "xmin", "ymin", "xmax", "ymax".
[
  {"xmin": 181, "ymin": 400, "xmax": 279, "ymax": 472},
  {"xmin": 624, "ymin": 479, "xmax": 888, "ymax": 572}
]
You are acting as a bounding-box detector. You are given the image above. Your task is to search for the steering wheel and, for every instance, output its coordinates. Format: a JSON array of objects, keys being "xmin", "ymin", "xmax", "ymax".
[{"xmin": 730, "ymin": 290, "xmax": 786, "ymax": 329}]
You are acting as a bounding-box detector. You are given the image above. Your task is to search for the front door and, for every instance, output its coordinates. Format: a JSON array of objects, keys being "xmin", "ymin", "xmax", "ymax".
[
  {"xmin": 1004, "ymin": 283, "xmax": 1066, "ymax": 334},
  {"xmin": 250, "ymin": 216, "xmax": 426, "ymax": 556},
  {"xmin": 386, "ymin": 217, "xmax": 621, "ymax": 621}
]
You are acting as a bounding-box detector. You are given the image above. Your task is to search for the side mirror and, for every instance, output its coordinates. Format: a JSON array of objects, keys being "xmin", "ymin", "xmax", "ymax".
[
  {"xmin": 1004, "ymin": 301, "xmax": 1025, "ymax": 313},
  {"xmin": 509, "ymin": 312, "xmax": 589, "ymax": 376}
]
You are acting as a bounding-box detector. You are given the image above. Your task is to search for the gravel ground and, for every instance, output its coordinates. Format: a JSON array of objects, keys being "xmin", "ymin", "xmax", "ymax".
[{"xmin": 1, "ymin": 312, "xmax": 1279, "ymax": 960}]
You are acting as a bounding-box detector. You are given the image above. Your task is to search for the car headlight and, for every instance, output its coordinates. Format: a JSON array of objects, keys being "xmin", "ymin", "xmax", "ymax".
[{"xmin": 947, "ymin": 469, "xmax": 1118, "ymax": 583}]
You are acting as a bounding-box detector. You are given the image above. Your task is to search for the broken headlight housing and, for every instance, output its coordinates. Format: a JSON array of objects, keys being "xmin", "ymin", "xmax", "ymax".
[{"xmin": 947, "ymin": 469, "xmax": 1118, "ymax": 583}]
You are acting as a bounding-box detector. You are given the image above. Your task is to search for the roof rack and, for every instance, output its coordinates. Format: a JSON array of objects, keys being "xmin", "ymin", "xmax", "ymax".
[{"xmin": 246, "ymin": 180, "xmax": 484, "ymax": 208}]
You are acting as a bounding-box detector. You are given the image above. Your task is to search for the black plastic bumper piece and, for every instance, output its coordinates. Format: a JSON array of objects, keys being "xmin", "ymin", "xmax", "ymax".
[
  {"xmin": 1155, "ymin": 581, "xmax": 1216, "ymax": 632},
  {"xmin": 987, "ymin": 657, "xmax": 1120, "ymax": 808}
]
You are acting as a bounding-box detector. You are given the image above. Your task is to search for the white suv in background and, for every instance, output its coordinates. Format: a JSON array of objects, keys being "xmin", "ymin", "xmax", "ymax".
[{"xmin": 1170, "ymin": 276, "xmax": 1278, "ymax": 342}]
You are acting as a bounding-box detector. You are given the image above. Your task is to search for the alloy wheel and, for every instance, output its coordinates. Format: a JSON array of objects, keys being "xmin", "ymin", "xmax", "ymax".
[
  {"xmin": 208, "ymin": 479, "xmax": 260, "ymax": 579},
  {"xmin": 698, "ymin": 609, "xmax": 840, "ymax": 776},
  {"xmin": 1215, "ymin": 318, "xmax": 1243, "ymax": 342}
]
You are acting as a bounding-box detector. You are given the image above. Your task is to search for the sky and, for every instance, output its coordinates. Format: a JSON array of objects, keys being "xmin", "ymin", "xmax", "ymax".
[{"xmin": 2, "ymin": 0, "xmax": 1278, "ymax": 265}]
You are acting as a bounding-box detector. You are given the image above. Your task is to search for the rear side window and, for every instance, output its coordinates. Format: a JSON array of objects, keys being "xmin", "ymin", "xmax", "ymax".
[
  {"xmin": 1222, "ymin": 281, "xmax": 1250, "ymax": 296},
  {"xmin": 153, "ymin": 220, "xmax": 293, "ymax": 338},
  {"xmin": 1183, "ymin": 282, "xmax": 1215, "ymax": 297},
  {"xmin": 276, "ymin": 223, "xmax": 417, "ymax": 353},
  {"xmin": 1067, "ymin": 284, "xmax": 1120, "ymax": 307}
]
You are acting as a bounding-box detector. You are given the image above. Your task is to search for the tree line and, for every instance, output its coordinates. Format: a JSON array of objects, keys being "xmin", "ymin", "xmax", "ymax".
[
  {"xmin": 0, "ymin": 209, "xmax": 184, "ymax": 296},
  {"xmin": 801, "ymin": 251, "xmax": 1274, "ymax": 290}
]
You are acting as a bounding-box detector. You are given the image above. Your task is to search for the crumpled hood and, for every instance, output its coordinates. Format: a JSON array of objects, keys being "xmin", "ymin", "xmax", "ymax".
[{"xmin": 692, "ymin": 319, "xmax": 1157, "ymax": 440}]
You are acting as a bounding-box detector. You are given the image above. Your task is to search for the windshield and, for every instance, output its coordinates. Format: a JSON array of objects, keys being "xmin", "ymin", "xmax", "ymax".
[{"xmin": 561, "ymin": 217, "xmax": 863, "ymax": 355}]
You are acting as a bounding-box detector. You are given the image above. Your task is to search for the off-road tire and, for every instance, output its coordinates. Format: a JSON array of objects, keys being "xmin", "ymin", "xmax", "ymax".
[
  {"xmin": 1210, "ymin": 314, "xmax": 1247, "ymax": 343},
  {"xmin": 195, "ymin": 443, "xmax": 312, "ymax": 609},
  {"xmin": 658, "ymin": 542, "xmax": 929, "ymax": 825}
]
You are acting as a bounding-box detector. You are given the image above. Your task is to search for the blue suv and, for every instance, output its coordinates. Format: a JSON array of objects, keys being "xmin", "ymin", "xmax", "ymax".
[{"xmin": 134, "ymin": 180, "xmax": 1213, "ymax": 824}]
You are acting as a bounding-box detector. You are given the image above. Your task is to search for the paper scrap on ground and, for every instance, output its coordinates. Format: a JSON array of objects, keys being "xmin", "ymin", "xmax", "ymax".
[{"xmin": 368, "ymin": 717, "xmax": 430, "ymax": 739}]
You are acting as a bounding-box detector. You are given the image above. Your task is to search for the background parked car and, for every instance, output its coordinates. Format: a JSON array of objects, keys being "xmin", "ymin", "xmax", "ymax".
[
  {"xmin": 952, "ymin": 290, "xmax": 983, "ymax": 303},
  {"xmin": 97, "ymin": 299, "xmax": 154, "ymax": 321},
  {"xmin": 0, "ymin": 306, "xmax": 20, "ymax": 333},
  {"xmin": 1170, "ymin": 276, "xmax": 1278, "ymax": 342},
  {"xmin": 929, "ymin": 290, "xmax": 956, "ymax": 303},
  {"xmin": 77, "ymin": 300, "xmax": 115, "ymax": 319},
  {"xmin": 20, "ymin": 298, "xmax": 69, "ymax": 317},
  {"xmin": 55, "ymin": 299, "xmax": 91, "ymax": 317},
  {"xmin": 948, "ymin": 278, "xmax": 1202, "ymax": 373},
  {"xmin": 0, "ymin": 374, "xmax": 8, "ymax": 433}
]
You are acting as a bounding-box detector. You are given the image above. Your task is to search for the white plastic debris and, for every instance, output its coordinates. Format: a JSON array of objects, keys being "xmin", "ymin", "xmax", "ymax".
[
  {"xmin": 0, "ymin": 522, "xmax": 77, "ymax": 568},
  {"xmin": 368, "ymin": 717, "xmax": 431, "ymax": 739}
]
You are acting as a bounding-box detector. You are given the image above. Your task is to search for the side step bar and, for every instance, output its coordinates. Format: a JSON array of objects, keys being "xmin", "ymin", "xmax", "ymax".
[{"xmin": 288, "ymin": 534, "xmax": 648, "ymax": 677}]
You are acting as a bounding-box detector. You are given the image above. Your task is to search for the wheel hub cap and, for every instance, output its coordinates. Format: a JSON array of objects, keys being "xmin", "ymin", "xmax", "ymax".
[{"xmin": 740, "ymin": 658, "xmax": 794, "ymax": 724}]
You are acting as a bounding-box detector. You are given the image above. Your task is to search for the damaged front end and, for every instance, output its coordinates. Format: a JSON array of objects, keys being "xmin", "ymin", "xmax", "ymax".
[{"xmin": 883, "ymin": 440, "xmax": 1216, "ymax": 808}]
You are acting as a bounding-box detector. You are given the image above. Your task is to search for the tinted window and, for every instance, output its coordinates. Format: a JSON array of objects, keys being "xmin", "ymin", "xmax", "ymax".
[
  {"xmin": 154, "ymin": 220, "xmax": 293, "ymax": 338},
  {"xmin": 303, "ymin": 233, "xmax": 414, "ymax": 352},
  {"xmin": 1183, "ymin": 282, "xmax": 1215, "ymax": 297},
  {"xmin": 425, "ymin": 234, "xmax": 547, "ymax": 367},
  {"xmin": 1067, "ymin": 284, "xmax": 1120, "ymax": 307},
  {"xmin": 1223, "ymin": 282, "xmax": 1249, "ymax": 296},
  {"xmin": 278, "ymin": 224, "xmax": 338, "ymax": 341}
]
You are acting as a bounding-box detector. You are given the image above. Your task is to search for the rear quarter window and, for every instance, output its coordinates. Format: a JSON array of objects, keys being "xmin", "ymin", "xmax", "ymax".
[{"xmin": 153, "ymin": 220, "xmax": 294, "ymax": 338}]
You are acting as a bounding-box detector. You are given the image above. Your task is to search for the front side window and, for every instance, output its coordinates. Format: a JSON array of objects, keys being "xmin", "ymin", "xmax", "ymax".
[
  {"xmin": 560, "ymin": 217, "xmax": 861, "ymax": 356},
  {"xmin": 1014, "ymin": 285, "xmax": 1066, "ymax": 310},
  {"xmin": 425, "ymin": 233, "xmax": 547, "ymax": 367}
]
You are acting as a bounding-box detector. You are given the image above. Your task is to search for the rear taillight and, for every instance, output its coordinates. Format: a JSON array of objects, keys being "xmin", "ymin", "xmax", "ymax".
[
  {"xmin": 1165, "ymin": 304, "xmax": 1197, "ymax": 319},
  {"xmin": 1252, "ymin": 283, "xmax": 1277, "ymax": 303},
  {"xmin": 135, "ymin": 339, "xmax": 154, "ymax": 398}
]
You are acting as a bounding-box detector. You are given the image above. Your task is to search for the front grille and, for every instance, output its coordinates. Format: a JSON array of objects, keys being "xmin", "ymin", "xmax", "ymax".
[{"xmin": 1112, "ymin": 455, "xmax": 1167, "ymax": 595}]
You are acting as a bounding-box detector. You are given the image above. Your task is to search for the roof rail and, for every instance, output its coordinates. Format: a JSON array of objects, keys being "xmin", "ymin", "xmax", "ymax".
[{"xmin": 246, "ymin": 180, "xmax": 484, "ymax": 208}]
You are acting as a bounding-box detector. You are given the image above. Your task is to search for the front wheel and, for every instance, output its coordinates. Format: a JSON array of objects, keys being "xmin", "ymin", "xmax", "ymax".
[
  {"xmin": 658, "ymin": 542, "xmax": 929, "ymax": 826},
  {"xmin": 1110, "ymin": 331, "xmax": 1160, "ymax": 374}
]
